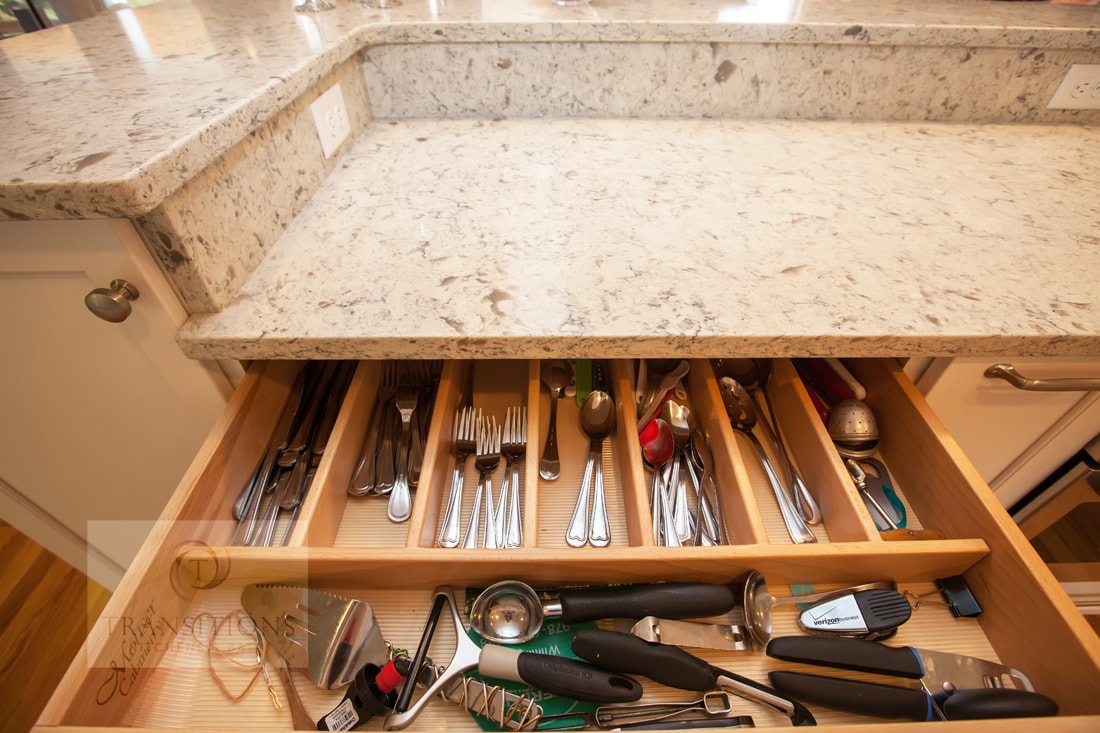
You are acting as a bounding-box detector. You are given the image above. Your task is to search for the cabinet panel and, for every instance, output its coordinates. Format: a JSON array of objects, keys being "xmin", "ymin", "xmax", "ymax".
[{"xmin": 0, "ymin": 219, "xmax": 232, "ymax": 588}]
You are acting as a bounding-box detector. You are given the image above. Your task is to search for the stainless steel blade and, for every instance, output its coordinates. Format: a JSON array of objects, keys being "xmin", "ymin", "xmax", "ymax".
[
  {"xmin": 913, "ymin": 646, "xmax": 1035, "ymax": 694},
  {"xmin": 240, "ymin": 584, "xmax": 389, "ymax": 689},
  {"xmin": 630, "ymin": 615, "xmax": 750, "ymax": 651}
]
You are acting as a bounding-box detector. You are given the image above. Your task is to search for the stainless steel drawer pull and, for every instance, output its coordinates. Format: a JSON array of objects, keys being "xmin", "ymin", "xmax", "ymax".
[{"xmin": 984, "ymin": 363, "xmax": 1100, "ymax": 392}]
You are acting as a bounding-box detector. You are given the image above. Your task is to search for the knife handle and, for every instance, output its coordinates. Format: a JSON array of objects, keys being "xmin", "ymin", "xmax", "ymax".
[
  {"xmin": 766, "ymin": 636, "xmax": 925, "ymax": 679},
  {"xmin": 571, "ymin": 629, "xmax": 717, "ymax": 690},
  {"xmin": 478, "ymin": 645, "xmax": 643, "ymax": 703},
  {"xmin": 559, "ymin": 582, "xmax": 736, "ymax": 624},
  {"xmin": 769, "ymin": 670, "xmax": 934, "ymax": 721}
]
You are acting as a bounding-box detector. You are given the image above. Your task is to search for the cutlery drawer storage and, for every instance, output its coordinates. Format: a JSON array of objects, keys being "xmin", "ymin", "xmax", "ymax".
[{"xmin": 38, "ymin": 357, "xmax": 1100, "ymax": 732}]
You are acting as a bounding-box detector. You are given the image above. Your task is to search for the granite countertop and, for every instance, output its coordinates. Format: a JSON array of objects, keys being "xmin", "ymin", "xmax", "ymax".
[
  {"xmin": 177, "ymin": 117, "xmax": 1100, "ymax": 360},
  {"xmin": 1, "ymin": 0, "xmax": 1097, "ymax": 220},
  {"xmin": 3, "ymin": 0, "xmax": 1099, "ymax": 359}
]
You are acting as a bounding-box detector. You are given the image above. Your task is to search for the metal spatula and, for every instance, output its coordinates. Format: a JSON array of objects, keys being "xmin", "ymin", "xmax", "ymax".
[{"xmin": 241, "ymin": 584, "xmax": 389, "ymax": 689}]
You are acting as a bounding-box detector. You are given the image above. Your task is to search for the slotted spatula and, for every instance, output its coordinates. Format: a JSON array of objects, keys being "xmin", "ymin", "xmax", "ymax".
[{"xmin": 241, "ymin": 584, "xmax": 389, "ymax": 689}]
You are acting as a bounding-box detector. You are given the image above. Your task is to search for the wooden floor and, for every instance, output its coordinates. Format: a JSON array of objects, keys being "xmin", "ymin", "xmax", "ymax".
[
  {"xmin": 0, "ymin": 520, "xmax": 111, "ymax": 733},
  {"xmin": 1031, "ymin": 502, "xmax": 1100, "ymax": 637}
]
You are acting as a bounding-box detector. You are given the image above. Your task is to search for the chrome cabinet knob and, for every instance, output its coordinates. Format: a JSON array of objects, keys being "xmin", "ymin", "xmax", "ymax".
[{"xmin": 85, "ymin": 278, "xmax": 140, "ymax": 323}]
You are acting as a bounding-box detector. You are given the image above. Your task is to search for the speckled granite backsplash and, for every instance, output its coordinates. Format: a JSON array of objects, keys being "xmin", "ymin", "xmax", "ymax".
[
  {"xmin": 166, "ymin": 26, "xmax": 1097, "ymax": 310},
  {"xmin": 361, "ymin": 40, "xmax": 1100, "ymax": 123}
]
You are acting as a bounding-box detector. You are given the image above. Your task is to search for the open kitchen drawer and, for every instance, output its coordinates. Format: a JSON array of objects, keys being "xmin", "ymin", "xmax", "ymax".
[{"xmin": 37, "ymin": 358, "xmax": 1100, "ymax": 731}]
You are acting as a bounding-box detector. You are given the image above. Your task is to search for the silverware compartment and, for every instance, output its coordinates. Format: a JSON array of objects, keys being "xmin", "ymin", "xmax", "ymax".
[
  {"xmin": 534, "ymin": 359, "xmax": 641, "ymax": 548},
  {"xmin": 420, "ymin": 359, "xmax": 537, "ymax": 549}
]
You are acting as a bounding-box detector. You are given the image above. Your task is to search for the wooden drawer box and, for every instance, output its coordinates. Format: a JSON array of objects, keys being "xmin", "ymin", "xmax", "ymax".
[{"xmin": 37, "ymin": 358, "xmax": 1100, "ymax": 731}]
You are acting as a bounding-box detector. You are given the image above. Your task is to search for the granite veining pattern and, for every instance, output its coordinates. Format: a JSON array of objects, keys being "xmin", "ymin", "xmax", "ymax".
[
  {"xmin": 177, "ymin": 118, "xmax": 1100, "ymax": 360},
  {"xmin": 133, "ymin": 58, "xmax": 372, "ymax": 313},
  {"xmin": 363, "ymin": 41, "xmax": 1100, "ymax": 123},
  {"xmin": 1, "ymin": 0, "xmax": 1097, "ymax": 221}
]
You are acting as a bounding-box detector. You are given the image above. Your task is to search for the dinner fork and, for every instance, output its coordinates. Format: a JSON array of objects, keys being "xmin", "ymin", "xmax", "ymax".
[
  {"xmin": 387, "ymin": 375, "xmax": 420, "ymax": 523},
  {"xmin": 437, "ymin": 406, "xmax": 478, "ymax": 548},
  {"xmin": 500, "ymin": 406, "xmax": 527, "ymax": 549},
  {"xmin": 463, "ymin": 415, "xmax": 500, "ymax": 549}
]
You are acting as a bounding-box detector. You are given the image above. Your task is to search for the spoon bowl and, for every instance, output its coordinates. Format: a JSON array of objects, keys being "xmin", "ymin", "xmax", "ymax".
[{"xmin": 469, "ymin": 580, "xmax": 545, "ymax": 644}]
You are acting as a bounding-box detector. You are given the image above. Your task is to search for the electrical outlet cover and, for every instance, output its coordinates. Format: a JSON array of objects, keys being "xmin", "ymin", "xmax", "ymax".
[
  {"xmin": 1047, "ymin": 64, "xmax": 1100, "ymax": 110},
  {"xmin": 310, "ymin": 82, "xmax": 352, "ymax": 159}
]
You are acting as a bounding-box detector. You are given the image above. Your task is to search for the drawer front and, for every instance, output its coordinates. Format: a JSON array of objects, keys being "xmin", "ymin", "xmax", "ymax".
[{"xmin": 39, "ymin": 359, "xmax": 1100, "ymax": 730}]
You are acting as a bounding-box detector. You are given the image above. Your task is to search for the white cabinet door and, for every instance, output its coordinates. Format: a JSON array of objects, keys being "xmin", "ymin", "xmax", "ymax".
[
  {"xmin": 0, "ymin": 219, "xmax": 232, "ymax": 590},
  {"xmin": 915, "ymin": 357, "xmax": 1100, "ymax": 509}
]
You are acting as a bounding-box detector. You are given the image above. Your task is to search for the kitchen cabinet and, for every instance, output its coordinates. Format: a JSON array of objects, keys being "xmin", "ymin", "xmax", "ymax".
[
  {"xmin": 911, "ymin": 357, "xmax": 1100, "ymax": 510},
  {"xmin": 0, "ymin": 219, "xmax": 236, "ymax": 589}
]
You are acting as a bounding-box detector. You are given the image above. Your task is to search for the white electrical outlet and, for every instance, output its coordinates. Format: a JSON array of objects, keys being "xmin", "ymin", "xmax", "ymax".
[
  {"xmin": 1047, "ymin": 64, "xmax": 1100, "ymax": 110},
  {"xmin": 310, "ymin": 82, "xmax": 352, "ymax": 159}
]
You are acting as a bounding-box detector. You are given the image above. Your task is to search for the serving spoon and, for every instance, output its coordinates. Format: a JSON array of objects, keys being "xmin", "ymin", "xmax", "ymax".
[
  {"xmin": 716, "ymin": 359, "xmax": 821, "ymax": 525},
  {"xmin": 718, "ymin": 377, "xmax": 816, "ymax": 544}
]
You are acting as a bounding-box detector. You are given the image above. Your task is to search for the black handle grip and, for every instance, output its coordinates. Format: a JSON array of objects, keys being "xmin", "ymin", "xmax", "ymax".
[
  {"xmin": 941, "ymin": 688, "xmax": 1059, "ymax": 720},
  {"xmin": 574, "ymin": 630, "xmax": 816, "ymax": 727},
  {"xmin": 571, "ymin": 629, "xmax": 716, "ymax": 690},
  {"xmin": 559, "ymin": 582, "xmax": 736, "ymax": 624},
  {"xmin": 770, "ymin": 670, "xmax": 933, "ymax": 721},
  {"xmin": 515, "ymin": 651, "xmax": 643, "ymax": 703},
  {"xmin": 766, "ymin": 636, "xmax": 924, "ymax": 679}
]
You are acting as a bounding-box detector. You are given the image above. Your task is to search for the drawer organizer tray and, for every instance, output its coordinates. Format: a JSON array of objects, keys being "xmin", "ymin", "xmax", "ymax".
[{"xmin": 38, "ymin": 358, "xmax": 1100, "ymax": 731}]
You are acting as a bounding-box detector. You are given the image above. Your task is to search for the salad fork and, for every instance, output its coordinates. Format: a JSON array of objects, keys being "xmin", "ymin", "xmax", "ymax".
[
  {"xmin": 437, "ymin": 406, "xmax": 478, "ymax": 548},
  {"xmin": 463, "ymin": 415, "xmax": 501, "ymax": 549}
]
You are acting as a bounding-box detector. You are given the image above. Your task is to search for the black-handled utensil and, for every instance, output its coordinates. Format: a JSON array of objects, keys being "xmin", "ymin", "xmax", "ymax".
[
  {"xmin": 386, "ymin": 588, "xmax": 643, "ymax": 731},
  {"xmin": 766, "ymin": 636, "xmax": 1058, "ymax": 721},
  {"xmin": 769, "ymin": 671, "xmax": 1058, "ymax": 721},
  {"xmin": 470, "ymin": 580, "xmax": 739, "ymax": 644},
  {"xmin": 572, "ymin": 629, "xmax": 816, "ymax": 727},
  {"xmin": 559, "ymin": 582, "xmax": 737, "ymax": 624}
]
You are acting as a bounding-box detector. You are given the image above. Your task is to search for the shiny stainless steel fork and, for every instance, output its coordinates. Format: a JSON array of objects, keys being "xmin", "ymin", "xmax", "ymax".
[
  {"xmin": 499, "ymin": 406, "xmax": 527, "ymax": 549},
  {"xmin": 437, "ymin": 406, "xmax": 478, "ymax": 548},
  {"xmin": 387, "ymin": 378, "xmax": 420, "ymax": 523},
  {"xmin": 463, "ymin": 415, "xmax": 500, "ymax": 549}
]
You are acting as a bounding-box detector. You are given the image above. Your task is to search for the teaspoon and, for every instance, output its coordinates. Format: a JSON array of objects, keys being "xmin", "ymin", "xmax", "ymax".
[
  {"xmin": 567, "ymin": 390, "xmax": 616, "ymax": 547},
  {"xmin": 539, "ymin": 360, "xmax": 571, "ymax": 481}
]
